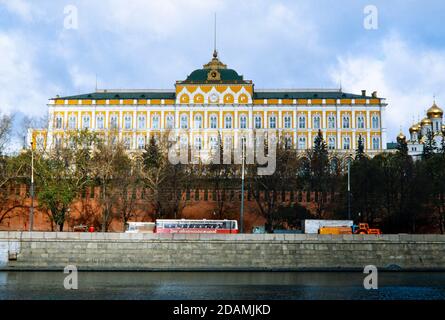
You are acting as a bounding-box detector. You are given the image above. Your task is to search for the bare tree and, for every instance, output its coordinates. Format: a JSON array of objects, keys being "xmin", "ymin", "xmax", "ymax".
[{"xmin": 0, "ymin": 112, "xmax": 13, "ymax": 155}]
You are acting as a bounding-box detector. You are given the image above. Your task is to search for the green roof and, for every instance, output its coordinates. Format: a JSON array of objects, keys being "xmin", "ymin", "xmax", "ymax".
[
  {"xmin": 57, "ymin": 91, "xmax": 175, "ymax": 100},
  {"xmin": 178, "ymin": 68, "xmax": 250, "ymax": 84},
  {"xmin": 57, "ymin": 90, "xmax": 381, "ymax": 101},
  {"xmin": 253, "ymin": 91, "xmax": 377, "ymax": 100}
]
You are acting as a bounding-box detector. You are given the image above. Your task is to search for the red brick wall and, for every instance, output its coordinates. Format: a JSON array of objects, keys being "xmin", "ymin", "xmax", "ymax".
[{"xmin": 0, "ymin": 186, "xmax": 334, "ymax": 233}]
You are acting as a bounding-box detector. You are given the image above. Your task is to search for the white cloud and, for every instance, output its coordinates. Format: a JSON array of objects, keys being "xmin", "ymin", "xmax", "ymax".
[
  {"xmin": 329, "ymin": 33, "xmax": 445, "ymax": 141},
  {"xmin": 68, "ymin": 65, "xmax": 96, "ymax": 92},
  {"xmin": 0, "ymin": 32, "xmax": 58, "ymax": 115},
  {"xmin": 0, "ymin": 0, "xmax": 40, "ymax": 22},
  {"xmin": 81, "ymin": 0, "xmax": 225, "ymax": 39}
]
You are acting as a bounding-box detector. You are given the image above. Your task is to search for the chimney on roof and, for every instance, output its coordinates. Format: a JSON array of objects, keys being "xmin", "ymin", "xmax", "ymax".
[
  {"xmin": 361, "ymin": 90, "xmax": 366, "ymax": 97},
  {"xmin": 372, "ymin": 91, "xmax": 377, "ymax": 98}
]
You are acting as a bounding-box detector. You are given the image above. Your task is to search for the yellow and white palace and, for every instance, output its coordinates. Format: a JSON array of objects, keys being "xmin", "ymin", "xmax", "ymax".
[{"xmin": 29, "ymin": 51, "xmax": 387, "ymax": 154}]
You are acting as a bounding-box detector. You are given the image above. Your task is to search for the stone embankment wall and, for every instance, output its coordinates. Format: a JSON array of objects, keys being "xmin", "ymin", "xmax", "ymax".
[{"xmin": 1, "ymin": 232, "xmax": 445, "ymax": 271}]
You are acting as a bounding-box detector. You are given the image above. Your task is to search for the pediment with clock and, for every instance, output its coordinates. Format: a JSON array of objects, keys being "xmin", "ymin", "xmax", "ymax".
[{"xmin": 175, "ymin": 50, "xmax": 253, "ymax": 104}]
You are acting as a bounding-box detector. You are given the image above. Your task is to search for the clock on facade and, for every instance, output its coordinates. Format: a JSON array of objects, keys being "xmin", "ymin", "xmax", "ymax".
[{"xmin": 209, "ymin": 93, "xmax": 219, "ymax": 103}]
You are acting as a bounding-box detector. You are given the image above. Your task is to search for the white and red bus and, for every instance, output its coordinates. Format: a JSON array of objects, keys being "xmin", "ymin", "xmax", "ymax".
[{"xmin": 155, "ymin": 219, "xmax": 238, "ymax": 234}]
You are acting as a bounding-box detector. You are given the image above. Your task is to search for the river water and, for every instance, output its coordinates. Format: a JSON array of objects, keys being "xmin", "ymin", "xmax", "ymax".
[{"xmin": 0, "ymin": 271, "xmax": 445, "ymax": 300}]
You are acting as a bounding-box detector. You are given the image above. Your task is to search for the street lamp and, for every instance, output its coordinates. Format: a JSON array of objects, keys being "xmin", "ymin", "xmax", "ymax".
[
  {"xmin": 240, "ymin": 139, "xmax": 245, "ymax": 233},
  {"xmin": 347, "ymin": 153, "xmax": 352, "ymax": 220},
  {"xmin": 29, "ymin": 141, "xmax": 34, "ymax": 232}
]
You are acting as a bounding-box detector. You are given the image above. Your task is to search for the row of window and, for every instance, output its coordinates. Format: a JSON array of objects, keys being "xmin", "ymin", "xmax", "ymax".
[
  {"xmin": 49, "ymin": 134, "xmax": 381, "ymax": 151},
  {"xmin": 54, "ymin": 114, "xmax": 380, "ymax": 130}
]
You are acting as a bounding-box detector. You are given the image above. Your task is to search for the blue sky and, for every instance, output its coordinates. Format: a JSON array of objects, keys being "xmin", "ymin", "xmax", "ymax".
[{"xmin": 1, "ymin": 0, "xmax": 445, "ymax": 151}]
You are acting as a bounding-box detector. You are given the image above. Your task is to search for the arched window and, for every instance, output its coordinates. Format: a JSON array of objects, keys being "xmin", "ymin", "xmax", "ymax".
[
  {"xmin": 313, "ymin": 115, "xmax": 321, "ymax": 129},
  {"xmin": 284, "ymin": 136, "xmax": 292, "ymax": 149},
  {"xmin": 209, "ymin": 136, "xmax": 218, "ymax": 150},
  {"xmin": 269, "ymin": 115, "xmax": 277, "ymax": 129},
  {"xmin": 224, "ymin": 136, "xmax": 232, "ymax": 149},
  {"xmin": 82, "ymin": 115, "xmax": 90, "ymax": 129},
  {"xmin": 96, "ymin": 115, "xmax": 104, "ymax": 129},
  {"xmin": 110, "ymin": 115, "xmax": 118, "ymax": 129},
  {"xmin": 284, "ymin": 116, "xmax": 291, "ymax": 129},
  {"xmin": 298, "ymin": 116, "xmax": 306, "ymax": 129},
  {"xmin": 342, "ymin": 115, "xmax": 350, "ymax": 129},
  {"xmin": 328, "ymin": 115, "xmax": 336, "ymax": 129},
  {"xmin": 124, "ymin": 115, "xmax": 132, "ymax": 130},
  {"xmin": 372, "ymin": 115, "xmax": 379, "ymax": 129},
  {"xmin": 36, "ymin": 135, "xmax": 44, "ymax": 150},
  {"xmin": 180, "ymin": 114, "xmax": 188, "ymax": 129},
  {"xmin": 357, "ymin": 136, "xmax": 366, "ymax": 149},
  {"xmin": 357, "ymin": 115, "xmax": 365, "ymax": 129},
  {"xmin": 343, "ymin": 136, "xmax": 350, "ymax": 149},
  {"xmin": 210, "ymin": 115, "xmax": 217, "ymax": 129},
  {"xmin": 123, "ymin": 136, "xmax": 131, "ymax": 149},
  {"xmin": 138, "ymin": 115, "xmax": 146, "ymax": 129},
  {"xmin": 194, "ymin": 114, "xmax": 202, "ymax": 129},
  {"xmin": 68, "ymin": 115, "xmax": 77, "ymax": 129},
  {"xmin": 137, "ymin": 136, "xmax": 145, "ymax": 149},
  {"xmin": 240, "ymin": 115, "xmax": 247, "ymax": 129},
  {"xmin": 194, "ymin": 136, "xmax": 202, "ymax": 150},
  {"xmin": 180, "ymin": 135, "xmax": 188, "ymax": 147},
  {"xmin": 166, "ymin": 115, "xmax": 174, "ymax": 129},
  {"xmin": 298, "ymin": 136, "xmax": 306, "ymax": 149},
  {"xmin": 152, "ymin": 115, "xmax": 160, "ymax": 129},
  {"xmin": 255, "ymin": 116, "xmax": 262, "ymax": 129},
  {"xmin": 328, "ymin": 137, "xmax": 336, "ymax": 150},
  {"xmin": 330, "ymin": 158, "xmax": 339, "ymax": 173},
  {"xmin": 55, "ymin": 116, "xmax": 63, "ymax": 129},
  {"xmin": 372, "ymin": 137, "xmax": 380, "ymax": 149},
  {"xmin": 54, "ymin": 136, "xmax": 62, "ymax": 148},
  {"xmin": 224, "ymin": 115, "xmax": 232, "ymax": 129}
]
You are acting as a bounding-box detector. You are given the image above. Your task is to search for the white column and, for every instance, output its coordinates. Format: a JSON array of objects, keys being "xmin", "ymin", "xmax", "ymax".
[
  {"xmin": 322, "ymin": 110, "xmax": 326, "ymax": 129},
  {"xmin": 119, "ymin": 111, "xmax": 123, "ymax": 140},
  {"xmin": 308, "ymin": 110, "xmax": 312, "ymax": 129},
  {"xmin": 219, "ymin": 109, "xmax": 223, "ymax": 129},
  {"xmin": 336, "ymin": 108, "xmax": 341, "ymax": 150},
  {"xmin": 189, "ymin": 110, "xmax": 193, "ymax": 129},
  {"xmin": 92, "ymin": 109, "xmax": 96, "ymax": 131},
  {"xmin": 366, "ymin": 109, "xmax": 371, "ymax": 150},
  {"xmin": 63, "ymin": 110, "xmax": 68, "ymax": 129},
  {"xmin": 263, "ymin": 110, "xmax": 267, "ymax": 129},
  {"xmin": 380, "ymin": 105, "xmax": 386, "ymax": 150},
  {"xmin": 161, "ymin": 110, "xmax": 165, "ymax": 129},
  {"xmin": 234, "ymin": 109, "xmax": 238, "ymax": 129},
  {"xmin": 175, "ymin": 109, "xmax": 180, "ymax": 129},
  {"xmin": 352, "ymin": 131, "xmax": 356, "ymax": 150}
]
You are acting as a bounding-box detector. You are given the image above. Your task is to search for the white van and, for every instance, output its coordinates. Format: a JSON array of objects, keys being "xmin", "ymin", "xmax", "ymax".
[{"xmin": 125, "ymin": 222, "xmax": 156, "ymax": 233}]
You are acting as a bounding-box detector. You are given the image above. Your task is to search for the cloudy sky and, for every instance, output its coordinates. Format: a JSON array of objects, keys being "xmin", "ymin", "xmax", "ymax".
[{"xmin": 1, "ymin": 0, "xmax": 444, "ymax": 151}]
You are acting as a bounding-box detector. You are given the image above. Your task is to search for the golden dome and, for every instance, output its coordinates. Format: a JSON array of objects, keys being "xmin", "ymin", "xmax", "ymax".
[
  {"xmin": 397, "ymin": 132, "xmax": 406, "ymax": 141},
  {"xmin": 427, "ymin": 102, "xmax": 443, "ymax": 119},
  {"xmin": 421, "ymin": 117, "xmax": 432, "ymax": 126},
  {"xmin": 409, "ymin": 123, "xmax": 419, "ymax": 133}
]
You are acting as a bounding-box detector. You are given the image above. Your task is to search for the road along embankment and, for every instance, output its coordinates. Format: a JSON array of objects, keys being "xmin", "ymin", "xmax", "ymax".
[{"xmin": 1, "ymin": 232, "xmax": 445, "ymax": 271}]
